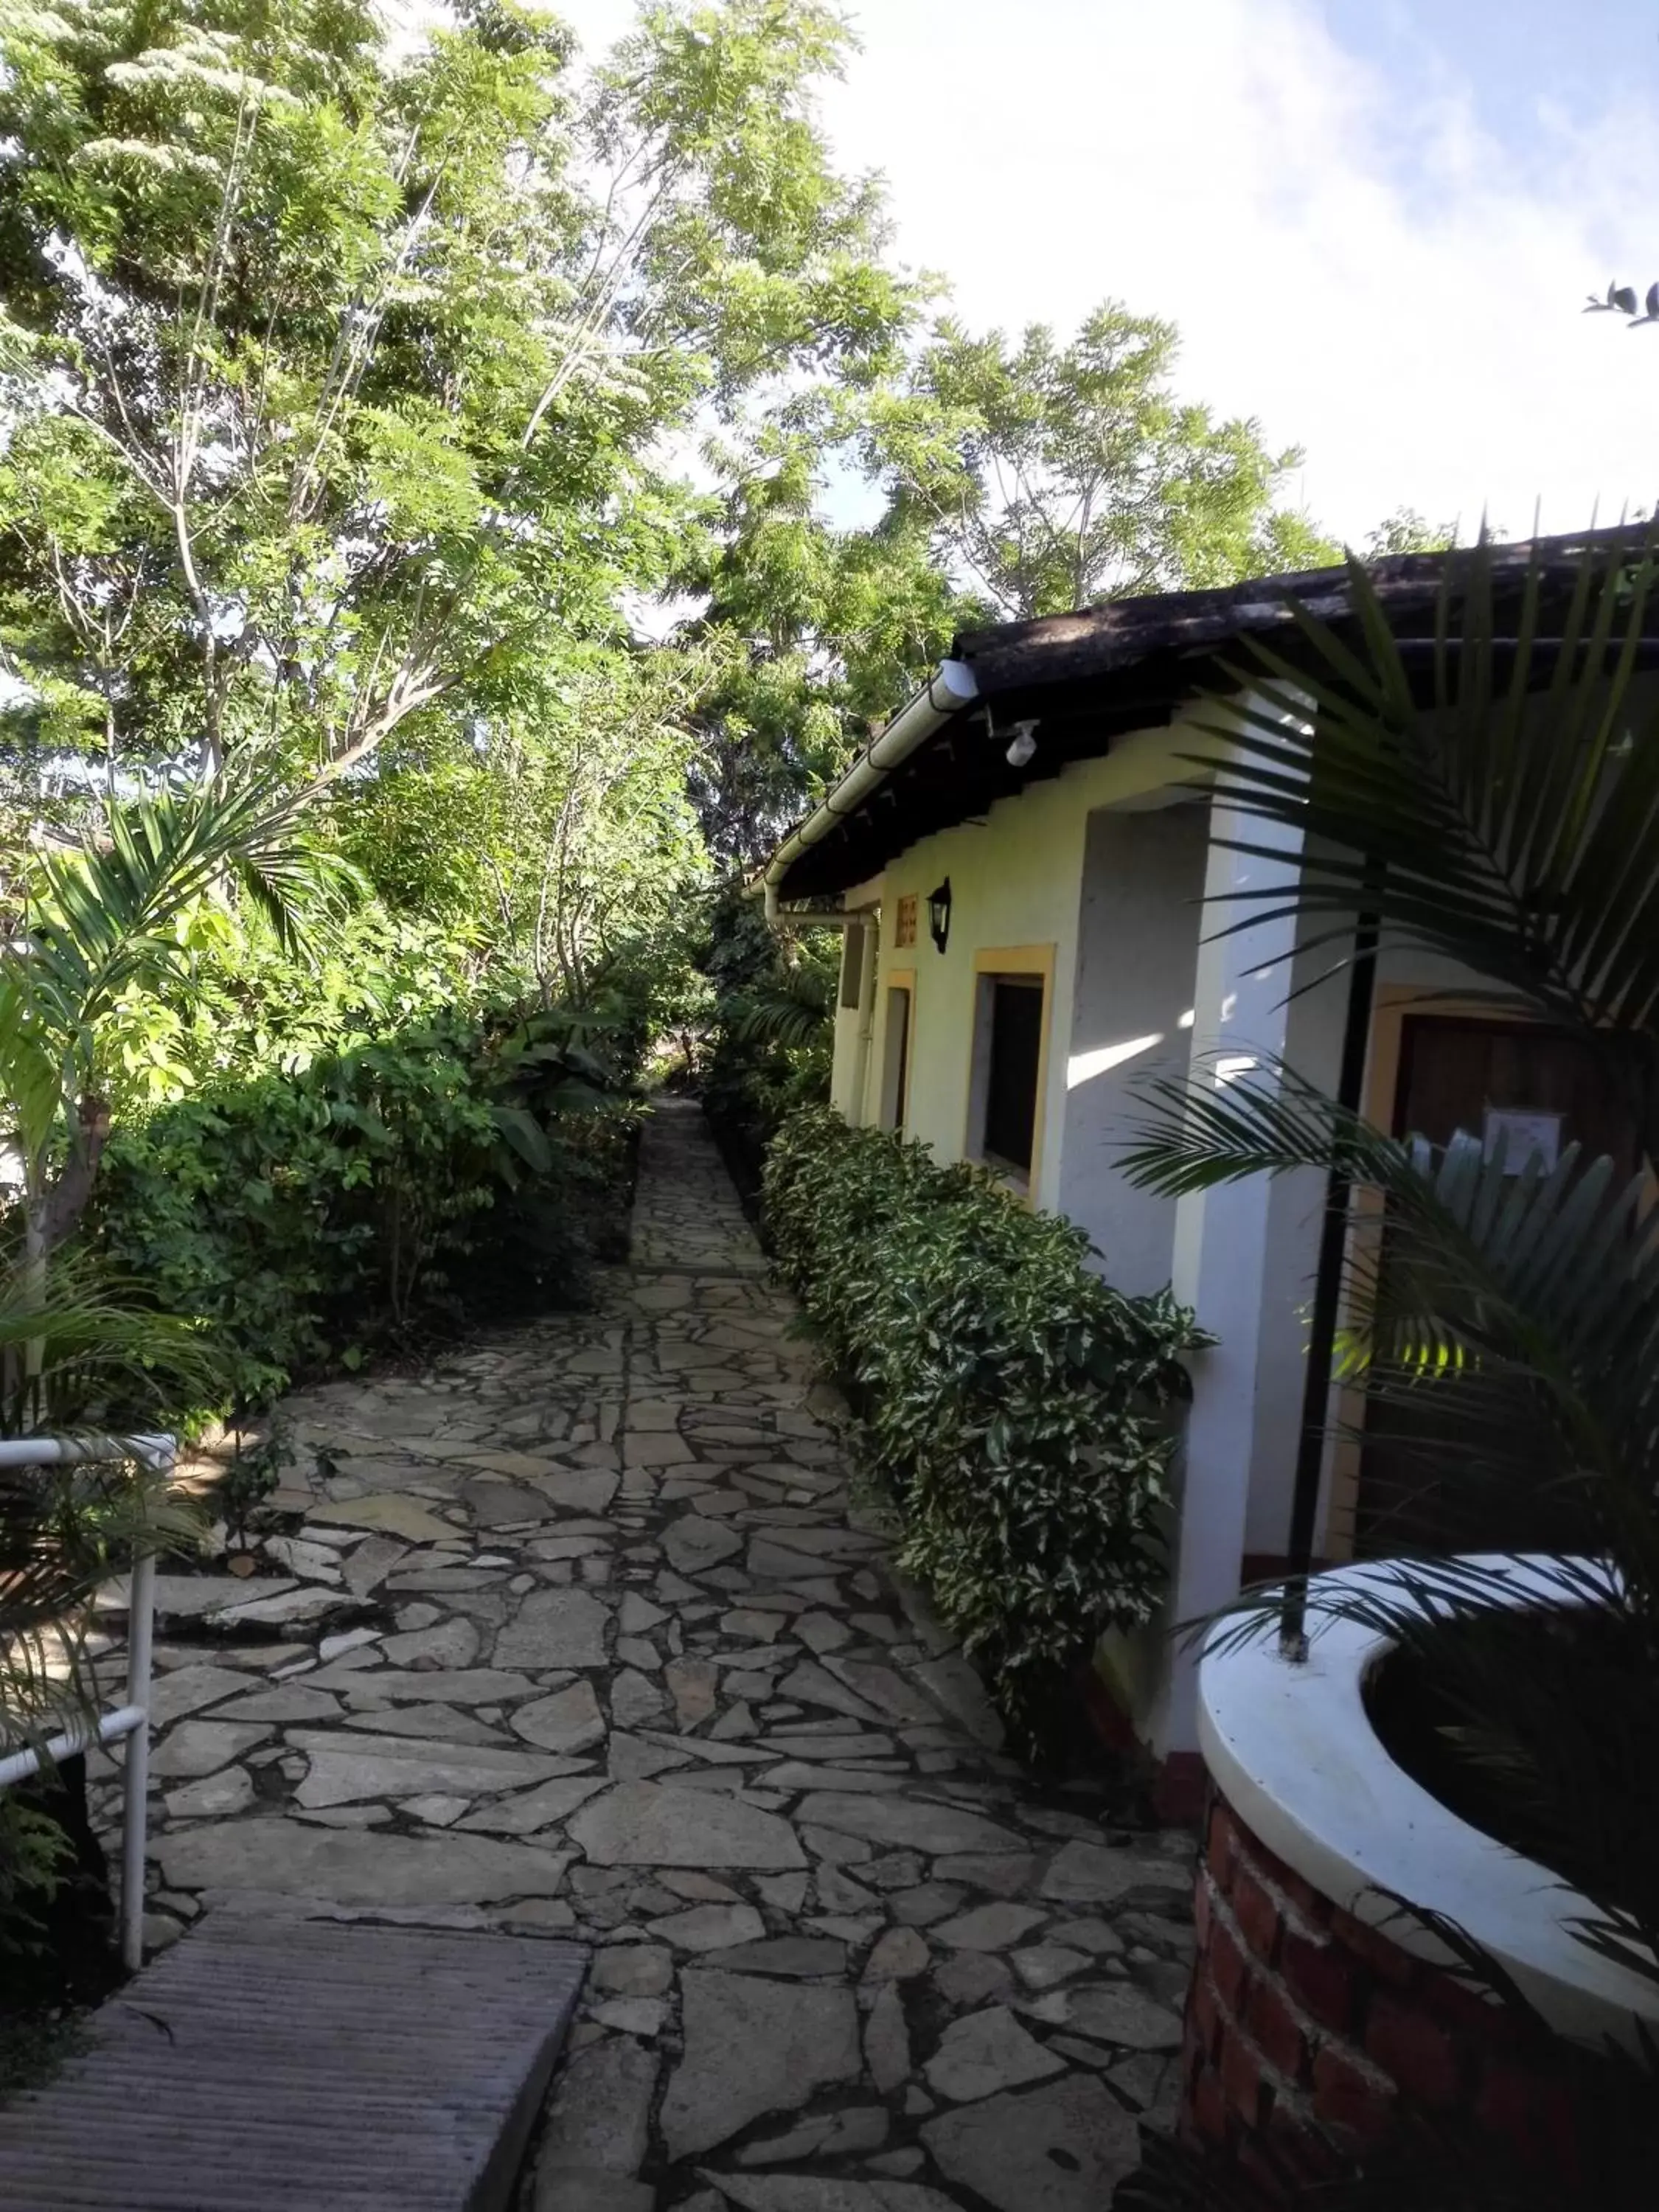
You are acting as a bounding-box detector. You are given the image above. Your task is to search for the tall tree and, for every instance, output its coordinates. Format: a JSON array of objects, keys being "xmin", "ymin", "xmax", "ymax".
[
  {"xmin": 0, "ymin": 0, "xmax": 922, "ymax": 794},
  {"xmin": 682, "ymin": 414, "xmax": 964, "ymax": 867},
  {"xmin": 338, "ymin": 640, "xmax": 720, "ymax": 1005},
  {"xmin": 864, "ymin": 301, "xmax": 1332, "ymax": 620}
]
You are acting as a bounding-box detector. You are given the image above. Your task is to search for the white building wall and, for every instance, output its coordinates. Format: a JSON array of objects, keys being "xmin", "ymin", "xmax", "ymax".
[
  {"xmin": 1058, "ymin": 801, "xmax": 1210, "ymax": 1295},
  {"xmin": 856, "ymin": 722, "xmax": 1200, "ymax": 1211},
  {"xmin": 1242, "ymin": 927, "xmax": 1351, "ymax": 1558}
]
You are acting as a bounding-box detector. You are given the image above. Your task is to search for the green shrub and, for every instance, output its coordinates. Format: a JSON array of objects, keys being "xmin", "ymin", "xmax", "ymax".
[
  {"xmin": 764, "ymin": 1106, "xmax": 1207, "ymax": 1753},
  {"xmin": 88, "ymin": 1006, "xmax": 635, "ymax": 1416},
  {"xmin": 701, "ymin": 893, "xmax": 838, "ymax": 1208},
  {"xmin": 0, "ymin": 1798, "xmax": 70, "ymax": 1959}
]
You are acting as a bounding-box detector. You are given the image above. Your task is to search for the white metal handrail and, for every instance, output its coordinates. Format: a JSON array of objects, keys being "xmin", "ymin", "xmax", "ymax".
[{"xmin": 0, "ymin": 1433, "xmax": 171, "ymax": 1972}]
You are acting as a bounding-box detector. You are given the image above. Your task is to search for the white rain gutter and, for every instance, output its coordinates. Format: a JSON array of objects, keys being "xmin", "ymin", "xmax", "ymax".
[{"xmin": 761, "ymin": 659, "xmax": 981, "ymax": 924}]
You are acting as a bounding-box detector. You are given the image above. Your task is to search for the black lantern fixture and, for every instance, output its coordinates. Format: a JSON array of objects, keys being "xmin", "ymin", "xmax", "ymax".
[{"xmin": 927, "ymin": 877, "xmax": 953, "ymax": 954}]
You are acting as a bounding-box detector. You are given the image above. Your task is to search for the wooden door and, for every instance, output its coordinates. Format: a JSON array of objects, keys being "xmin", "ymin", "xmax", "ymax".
[{"xmin": 1352, "ymin": 1015, "xmax": 1642, "ymax": 1554}]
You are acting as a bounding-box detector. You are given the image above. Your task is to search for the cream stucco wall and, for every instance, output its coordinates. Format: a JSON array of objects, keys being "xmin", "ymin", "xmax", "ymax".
[
  {"xmin": 848, "ymin": 721, "xmax": 1202, "ymax": 1212},
  {"xmin": 1059, "ymin": 800, "xmax": 1210, "ymax": 1293}
]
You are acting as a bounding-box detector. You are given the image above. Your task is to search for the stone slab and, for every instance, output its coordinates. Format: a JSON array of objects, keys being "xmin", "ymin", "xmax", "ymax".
[
  {"xmin": 922, "ymin": 2005, "xmax": 1064, "ymax": 2102},
  {"xmin": 156, "ymin": 1818, "xmax": 573, "ymax": 1907},
  {"xmin": 495, "ymin": 1588, "xmax": 611, "ymax": 1669},
  {"xmin": 568, "ymin": 1784, "xmax": 806, "ymax": 1871},
  {"xmin": 920, "ymin": 2073, "xmax": 1142, "ymax": 2212},
  {"xmin": 793, "ymin": 1795, "xmax": 1026, "ymax": 1857},
  {"xmin": 660, "ymin": 1970, "xmax": 860, "ymax": 2159}
]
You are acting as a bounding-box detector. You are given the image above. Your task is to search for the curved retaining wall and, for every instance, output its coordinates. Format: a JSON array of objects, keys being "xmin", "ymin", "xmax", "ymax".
[
  {"xmin": 1181, "ymin": 1792, "xmax": 1582, "ymax": 2182},
  {"xmin": 1180, "ymin": 1559, "xmax": 1659, "ymax": 2189}
]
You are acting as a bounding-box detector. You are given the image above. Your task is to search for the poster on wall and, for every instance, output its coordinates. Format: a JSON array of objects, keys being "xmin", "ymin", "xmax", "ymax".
[{"xmin": 1481, "ymin": 1106, "xmax": 1562, "ymax": 1175}]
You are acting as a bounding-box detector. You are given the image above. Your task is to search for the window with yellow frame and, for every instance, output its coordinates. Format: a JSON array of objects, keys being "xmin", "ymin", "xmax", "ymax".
[{"xmin": 964, "ymin": 945, "xmax": 1054, "ymax": 1199}]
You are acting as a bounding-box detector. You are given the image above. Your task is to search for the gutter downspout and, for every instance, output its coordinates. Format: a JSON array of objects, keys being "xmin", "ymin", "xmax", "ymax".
[
  {"xmin": 762, "ymin": 659, "xmax": 980, "ymax": 925},
  {"xmin": 1278, "ymin": 892, "xmax": 1381, "ymax": 1660}
]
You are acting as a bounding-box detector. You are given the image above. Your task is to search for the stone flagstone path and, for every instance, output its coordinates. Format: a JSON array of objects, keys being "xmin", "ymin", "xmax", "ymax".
[{"xmin": 98, "ymin": 1099, "xmax": 1194, "ymax": 2212}]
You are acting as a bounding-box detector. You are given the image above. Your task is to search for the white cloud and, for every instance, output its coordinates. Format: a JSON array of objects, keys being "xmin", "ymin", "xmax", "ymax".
[{"xmin": 513, "ymin": 0, "xmax": 1659, "ymax": 546}]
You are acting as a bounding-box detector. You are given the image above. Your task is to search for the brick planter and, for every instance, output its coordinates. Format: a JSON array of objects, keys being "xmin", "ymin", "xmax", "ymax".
[
  {"xmin": 1181, "ymin": 1792, "xmax": 1580, "ymax": 2181},
  {"xmin": 1183, "ymin": 1557, "xmax": 1659, "ymax": 2194}
]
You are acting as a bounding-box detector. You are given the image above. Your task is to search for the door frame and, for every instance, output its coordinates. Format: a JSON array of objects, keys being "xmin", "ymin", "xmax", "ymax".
[
  {"xmin": 880, "ymin": 965, "xmax": 917, "ymax": 1132},
  {"xmin": 962, "ymin": 943, "xmax": 1056, "ymax": 1206},
  {"xmin": 1321, "ymin": 987, "xmax": 1540, "ymax": 1560}
]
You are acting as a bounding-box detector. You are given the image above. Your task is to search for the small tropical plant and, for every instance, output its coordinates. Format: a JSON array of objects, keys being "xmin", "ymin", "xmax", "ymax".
[
  {"xmin": 703, "ymin": 897, "xmax": 838, "ymax": 1203},
  {"xmin": 0, "ymin": 1254, "xmax": 218, "ymax": 1750},
  {"xmin": 1122, "ymin": 526, "xmax": 1659, "ymax": 2019}
]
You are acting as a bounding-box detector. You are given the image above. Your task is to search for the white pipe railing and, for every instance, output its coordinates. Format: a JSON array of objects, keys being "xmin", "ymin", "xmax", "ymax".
[{"xmin": 0, "ymin": 1433, "xmax": 171, "ymax": 1972}]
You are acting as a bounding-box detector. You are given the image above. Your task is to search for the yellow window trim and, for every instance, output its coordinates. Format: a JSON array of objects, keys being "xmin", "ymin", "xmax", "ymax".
[
  {"xmin": 964, "ymin": 943, "xmax": 1056, "ymax": 1207},
  {"xmin": 884, "ymin": 964, "xmax": 917, "ymax": 1131}
]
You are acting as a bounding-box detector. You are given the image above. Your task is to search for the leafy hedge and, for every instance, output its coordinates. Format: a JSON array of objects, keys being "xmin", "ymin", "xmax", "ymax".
[
  {"xmin": 88, "ymin": 1007, "xmax": 634, "ymax": 1415},
  {"xmin": 700, "ymin": 891, "xmax": 836, "ymax": 1214},
  {"xmin": 764, "ymin": 1106, "xmax": 1207, "ymax": 1753}
]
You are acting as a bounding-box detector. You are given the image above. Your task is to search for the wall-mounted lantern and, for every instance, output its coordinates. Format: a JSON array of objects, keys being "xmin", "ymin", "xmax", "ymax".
[{"xmin": 927, "ymin": 877, "xmax": 953, "ymax": 955}]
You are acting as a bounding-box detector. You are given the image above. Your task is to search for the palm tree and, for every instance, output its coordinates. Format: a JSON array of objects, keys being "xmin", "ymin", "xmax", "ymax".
[
  {"xmin": 4, "ymin": 771, "xmax": 363, "ymax": 1276},
  {"xmin": 1121, "ymin": 526, "xmax": 1659, "ymax": 1991}
]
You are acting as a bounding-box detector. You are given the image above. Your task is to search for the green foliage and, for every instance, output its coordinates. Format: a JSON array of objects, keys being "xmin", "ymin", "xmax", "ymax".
[
  {"xmin": 864, "ymin": 300, "xmax": 1335, "ymax": 621},
  {"xmin": 0, "ymin": 1424, "xmax": 200, "ymax": 1753},
  {"xmin": 682, "ymin": 295, "xmax": 1354, "ymax": 865},
  {"xmin": 90, "ymin": 1004, "xmax": 635, "ymax": 1413},
  {"xmin": 1364, "ymin": 507, "xmax": 1459, "ymax": 558},
  {"xmin": 684, "ymin": 425, "xmax": 959, "ymax": 866},
  {"xmin": 216, "ymin": 1426, "xmax": 291, "ymax": 1553},
  {"xmin": 0, "ymin": 0, "xmax": 922, "ymax": 792},
  {"xmin": 700, "ymin": 894, "xmax": 835, "ymax": 1197},
  {"xmin": 2, "ymin": 768, "xmax": 361, "ymax": 1275},
  {"xmin": 0, "ymin": 1991, "xmax": 91, "ymax": 2101},
  {"xmin": 0, "ymin": 1798, "xmax": 70, "ymax": 1961},
  {"xmin": 337, "ymin": 644, "xmax": 720, "ymax": 1007},
  {"xmin": 764, "ymin": 1107, "xmax": 1205, "ymax": 1752},
  {"xmin": 0, "ymin": 1258, "xmax": 223, "ymax": 1443}
]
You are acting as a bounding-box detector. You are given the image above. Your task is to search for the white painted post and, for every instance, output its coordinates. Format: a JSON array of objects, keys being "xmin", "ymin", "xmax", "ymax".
[
  {"xmin": 1150, "ymin": 753, "xmax": 1305, "ymax": 1761},
  {"xmin": 119, "ymin": 1543, "xmax": 157, "ymax": 1972}
]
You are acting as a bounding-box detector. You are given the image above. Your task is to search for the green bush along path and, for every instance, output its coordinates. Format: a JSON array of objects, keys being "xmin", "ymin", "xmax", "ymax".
[
  {"xmin": 94, "ymin": 1100, "xmax": 1192, "ymax": 2212},
  {"xmin": 765, "ymin": 1109, "xmax": 1205, "ymax": 1760}
]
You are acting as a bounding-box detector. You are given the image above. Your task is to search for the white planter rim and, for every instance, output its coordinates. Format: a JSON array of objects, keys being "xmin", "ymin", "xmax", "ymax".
[{"xmin": 1197, "ymin": 1551, "xmax": 1659, "ymax": 2047}]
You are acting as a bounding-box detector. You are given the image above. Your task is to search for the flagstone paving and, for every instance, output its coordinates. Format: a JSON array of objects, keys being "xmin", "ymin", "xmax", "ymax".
[{"xmin": 94, "ymin": 1098, "xmax": 1194, "ymax": 2212}]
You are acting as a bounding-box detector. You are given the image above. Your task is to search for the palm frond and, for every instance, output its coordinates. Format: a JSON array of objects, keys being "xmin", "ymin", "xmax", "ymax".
[
  {"xmin": 0, "ymin": 1250, "xmax": 226, "ymax": 1438},
  {"xmin": 1124, "ymin": 1060, "xmax": 1659, "ymax": 1575},
  {"xmin": 1184, "ymin": 527, "xmax": 1659, "ymax": 1135},
  {"xmin": 18, "ymin": 772, "xmax": 364, "ymax": 1034},
  {"xmin": 0, "ymin": 1256, "xmax": 211, "ymax": 1745},
  {"xmin": 723, "ymin": 963, "xmax": 835, "ymax": 1054},
  {"xmin": 1, "ymin": 1447, "xmax": 198, "ymax": 1747}
]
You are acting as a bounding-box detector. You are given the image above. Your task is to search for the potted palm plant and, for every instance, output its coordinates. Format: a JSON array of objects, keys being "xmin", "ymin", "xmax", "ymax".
[{"xmin": 1118, "ymin": 526, "xmax": 1659, "ymax": 2195}]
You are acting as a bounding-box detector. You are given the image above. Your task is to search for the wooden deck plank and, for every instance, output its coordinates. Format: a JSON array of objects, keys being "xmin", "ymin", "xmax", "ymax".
[{"xmin": 0, "ymin": 1914, "xmax": 586, "ymax": 2211}]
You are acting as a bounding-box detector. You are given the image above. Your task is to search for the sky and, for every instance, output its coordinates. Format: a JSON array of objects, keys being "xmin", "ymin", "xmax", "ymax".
[{"xmin": 546, "ymin": 0, "xmax": 1659, "ymax": 551}]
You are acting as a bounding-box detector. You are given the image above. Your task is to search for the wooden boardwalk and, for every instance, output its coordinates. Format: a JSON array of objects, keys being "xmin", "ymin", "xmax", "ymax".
[{"xmin": 0, "ymin": 1914, "xmax": 586, "ymax": 2210}]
